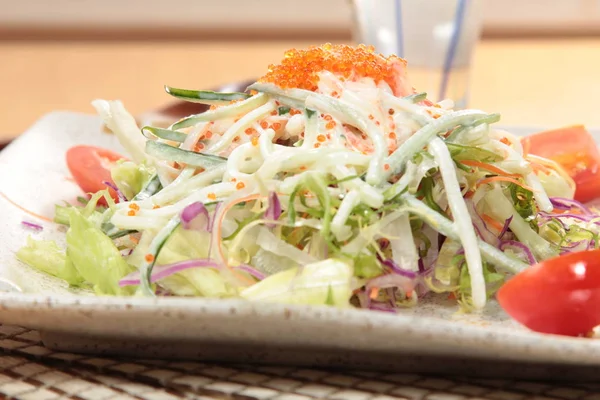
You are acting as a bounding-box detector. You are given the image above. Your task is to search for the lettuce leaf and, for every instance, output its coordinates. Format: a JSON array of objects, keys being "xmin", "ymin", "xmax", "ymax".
[
  {"xmin": 110, "ymin": 160, "xmax": 154, "ymax": 200},
  {"xmin": 240, "ymin": 258, "xmax": 354, "ymax": 306},
  {"xmin": 66, "ymin": 209, "xmax": 135, "ymax": 295},
  {"xmin": 128, "ymin": 227, "xmax": 234, "ymax": 297},
  {"xmin": 16, "ymin": 237, "xmax": 84, "ymax": 286}
]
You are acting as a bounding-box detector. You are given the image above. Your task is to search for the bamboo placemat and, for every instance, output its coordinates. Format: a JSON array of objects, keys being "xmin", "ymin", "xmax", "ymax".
[{"xmin": 0, "ymin": 325, "xmax": 598, "ymax": 400}]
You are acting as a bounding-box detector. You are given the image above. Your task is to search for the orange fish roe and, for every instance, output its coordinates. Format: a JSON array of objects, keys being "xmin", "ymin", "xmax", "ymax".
[
  {"xmin": 317, "ymin": 134, "xmax": 326, "ymax": 142},
  {"xmin": 236, "ymin": 182, "xmax": 246, "ymax": 190},
  {"xmin": 260, "ymin": 121, "xmax": 269, "ymax": 129},
  {"xmin": 389, "ymin": 132, "xmax": 397, "ymax": 139},
  {"xmin": 194, "ymin": 142, "xmax": 205, "ymax": 152},
  {"xmin": 375, "ymin": 121, "xmax": 381, "ymax": 126},
  {"xmin": 325, "ymin": 121, "xmax": 336, "ymax": 130},
  {"xmin": 245, "ymin": 127, "xmax": 256, "ymax": 135},
  {"xmin": 368, "ymin": 114, "xmax": 375, "ymax": 120},
  {"xmin": 231, "ymin": 177, "xmax": 237, "ymax": 182},
  {"xmin": 128, "ymin": 203, "xmax": 140, "ymax": 211},
  {"xmin": 209, "ymin": 105, "xmax": 218, "ymax": 110},
  {"xmin": 290, "ymin": 109, "xmax": 302, "ymax": 116},
  {"xmin": 127, "ymin": 210, "xmax": 136, "ymax": 216},
  {"xmin": 145, "ymin": 254, "xmax": 155, "ymax": 263},
  {"xmin": 270, "ymin": 110, "xmax": 277, "ymax": 116},
  {"xmin": 129, "ymin": 235, "xmax": 140, "ymax": 244},
  {"xmin": 314, "ymin": 143, "xmax": 321, "ymax": 148},
  {"xmin": 207, "ymin": 192, "xmax": 217, "ymax": 201},
  {"xmin": 233, "ymin": 136, "xmax": 241, "ymax": 143},
  {"xmin": 258, "ymin": 43, "xmax": 410, "ymax": 95},
  {"xmin": 388, "ymin": 108, "xmax": 395, "ymax": 115},
  {"xmin": 384, "ymin": 164, "xmax": 390, "ymax": 171},
  {"xmin": 299, "ymin": 166, "xmax": 307, "ymax": 171},
  {"xmin": 272, "ymin": 122, "xmax": 282, "ymax": 130},
  {"xmin": 331, "ymin": 91, "xmax": 339, "ymax": 97},
  {"xmin": 324, "ymin": 115, "xmax": 332, "ymax": 121},
  {"xmin": 500, "ymin": 137, "xmax": 512, "ymax": 145},
  {"xmin": 153, "ymin": 205, "xmax": 160, "ymax": 209},
  {"xmin": 251, "ymin": 137, "xmax": 259, "ymax": 146}
]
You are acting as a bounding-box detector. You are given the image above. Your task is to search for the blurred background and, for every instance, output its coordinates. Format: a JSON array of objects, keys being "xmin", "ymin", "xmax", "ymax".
[{"xmin": 2, "ymin": 0, "xmax": 600, "ymax": 142}]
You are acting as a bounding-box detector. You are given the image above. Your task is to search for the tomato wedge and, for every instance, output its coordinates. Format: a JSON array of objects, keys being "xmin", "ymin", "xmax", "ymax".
[
  {"xmin": 497, "ymin": 249, "xmax": 600, "ymax": 337},
  {"xmin": 66, "ymin": 145, "xmax": 126, "ymax": 203},
  {"xmin": 521, "ymin": 125, "xmax": 600, "ymax": 203}
]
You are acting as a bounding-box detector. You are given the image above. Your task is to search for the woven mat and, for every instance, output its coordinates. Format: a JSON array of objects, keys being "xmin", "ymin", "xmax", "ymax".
[{"xmin": 0, "ymin": 326, "xmax": 599, "ymax": 400}]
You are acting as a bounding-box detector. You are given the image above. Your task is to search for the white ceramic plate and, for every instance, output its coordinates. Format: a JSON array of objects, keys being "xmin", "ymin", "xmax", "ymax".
[{"xmin": 1, "ymin": 112, "xmax": 600, "ymax": 380}]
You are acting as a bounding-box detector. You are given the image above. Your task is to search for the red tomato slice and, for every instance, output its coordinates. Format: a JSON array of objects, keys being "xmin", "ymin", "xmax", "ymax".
[
  {"xmin": 521, "ymin": 125, "xmax": 600, "ymax": 203},
  {"xmin": 497, "ymin": 249, "xmax": 600, "ymax": 337},
  {"xmin": 66, "ymin": 145, "xmax": 126, "ymax": 203}
]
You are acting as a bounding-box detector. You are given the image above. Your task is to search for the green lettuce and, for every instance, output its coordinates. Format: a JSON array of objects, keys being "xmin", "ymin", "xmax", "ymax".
[
  {"xmin": 66, "ymin": 209, "xmax": 135, "ymax": 295},
  {"xmin": 110, "ymin": 160, "xmax": 154, "ymax": 200},
  {"xmin": 128, "ymin": 227, "xmax": 234, "ymax": 297},
  {"xmin": 240, "ymin": 258, "xmax": 354, "ymax": 306},
  {"xmin": 16, "ymin": 237, "xmax": 83, "ymax": 286}
]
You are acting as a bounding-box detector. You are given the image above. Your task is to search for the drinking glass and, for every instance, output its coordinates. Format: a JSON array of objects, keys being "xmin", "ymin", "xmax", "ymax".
[{"xmin": 350, "ymin": 0, "xmax": 484, "ymax": 108}]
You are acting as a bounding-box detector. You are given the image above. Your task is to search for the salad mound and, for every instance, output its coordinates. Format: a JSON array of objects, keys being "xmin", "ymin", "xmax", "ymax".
[{"xmin": 18, "ymin": 43, "xmax": 593, "ymax": 314}]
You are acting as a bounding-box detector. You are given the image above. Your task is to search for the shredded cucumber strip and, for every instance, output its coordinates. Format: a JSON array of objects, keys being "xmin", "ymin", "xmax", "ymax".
[
  {"xmin": 331, "ymin": 190, "xmax": 360, "ymax": 241},
  {"xmin": 170, "ymin": 93, "xmax": 269, "ymax": 130},
  {"xmin": 445, "ymin": 114, "xmax": 501, "ymax": 143},
  {"xmin": 525, "ymin": 172, "xmax": 553, "ymax": 213},
  {"xmin": 330, "ymin": 165, "xmax": 383, "ymax": 209},
  {"xmin": 383, "ymin": 110, "xmax": 490, "ymax": 183},
  {"xmin": 207, "ymin": 102, "xmax": 277, "ymax": 154},
  {"xmin": 429, "ymin": 137, "xmax": 486, "ymax": 309},
  {"xmin": 146, "ymin": 141, "xmax": 226, "ymax": 168},
  {"xmin": 136, "ymin": 215, "xmax": 181, "ymax": 296},
  {"xmin": 399, "ymin": 195, "xmax": 528, "ymax": 274},
  {"xmin": 142, "ymin": 126, "xmax": 187, "ymax": 143},
  {"xmin": 138, "ymin": 166, "xmax": 226, "ymax": 208},
  {"xmin": 165, "ymin": 86, "xmax": 250, "ymax": 105},
  {"xmin": 485, "ymin": 187, "xmax": 557, "ymax": 260}
]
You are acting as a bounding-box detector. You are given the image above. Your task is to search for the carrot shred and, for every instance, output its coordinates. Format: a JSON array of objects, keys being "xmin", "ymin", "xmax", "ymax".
[
  {"xmin": 0, "ymin": 192, "xmax": 53, "ymax": 222},
  {"xmin": 529, "ymin": 161, "xmax": 552, "ymax": 175},
  {"xmin": 460, "ymin": 160, "xmax": 521, "ymax": 178},
  {"xmin": 482, "ymin": 214, "xmax": 504, "ymax": 231},
  {"xmin": 477, "ymin": 176, "xmax": 534, "ymax": 192},
  {"xmin": 369, "ymin": 287, "xmax": 379, "ymax": 299}
]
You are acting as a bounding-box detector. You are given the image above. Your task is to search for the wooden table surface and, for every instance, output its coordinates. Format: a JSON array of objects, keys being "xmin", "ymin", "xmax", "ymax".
[{"xmin": 2, "ymin": 38, "xmax": 600, "ymax": 141}]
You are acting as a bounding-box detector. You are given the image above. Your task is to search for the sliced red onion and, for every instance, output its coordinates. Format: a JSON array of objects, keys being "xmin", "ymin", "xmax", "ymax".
[
  {"xmin": 102, "ymin": 180, "xmax": 128, "ymax": 202},
  {"xmin": 379, "ymin": 258, "xmax": 418, "ymax": 279},
  {"xmin": 233, "ymin": 264, "xmax": 266, "ymax": 280},
  {"xmin": 181, "ymin": 202, "xmax": 209, "ymax": 230},
  {"xmin": 467, "ymin": 199, "xmax": 499, "ymax": 245},
  {"xmin": 418, "ymin": 258, "xmax": 426, "ymax": 273},
  {"xmin": 366, "ymin": 273, "xmax": 416, "ymax": 294},
  {"xmin": 207, "ymin": 202, "xmax": 222, "ymax": 233},
  {"xmin": 119, "ymin": 258, "xmax": 220, "ymax": 286},
  {"xmin": 550, "ymin": 197, "xmax": 593, "ymax": 215},
  {"xmin": 498, "ymin": 216, "xmax": 512, "ymax": 240},
  {"xmin": 21, "ymin": 221, "xmax": 43, "ymax": 231},
  {"xmin": 120, "ymin": 248, "xmax": 134, "ymax": 257},
  {"xmin": 368, "ymin": 301, "xmax": 397, "ymax": 313},
  {"xmin": 499, "ymin": 240, "xmax": 536, "ymax": 265},
  {"xmin": 539, "ymin": 211, "xmax": 598, "ymax": 224},
  {"xmin": 264, "ymin": 192, "xmax": 282, "ymax": 228}
]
